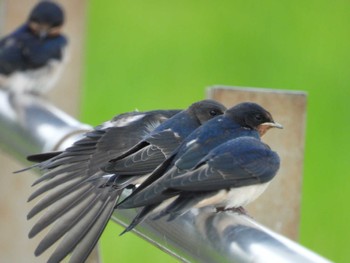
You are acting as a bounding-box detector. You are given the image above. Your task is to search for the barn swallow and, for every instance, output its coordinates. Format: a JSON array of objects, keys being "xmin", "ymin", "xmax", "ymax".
[
  {"xmin": 102, "ymin": 99, "xmax": 227, "ymax": 178},
  {"xmin": 0, "ymin": 1, "xmax": 67, "ymax": 96},
  {"xmin": 117, "ymin": 102, "xmax": 282, "ymax": 233},
  {"xmin": 26, "ymin": 100, "xmax": 226, "ymax": 263}
]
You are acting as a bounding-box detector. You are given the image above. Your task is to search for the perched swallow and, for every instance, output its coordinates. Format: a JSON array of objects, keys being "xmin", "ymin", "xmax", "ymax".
[
  {"xmin": 117, "ymin": 102, "xmax": 282, "ymax": 233},
  {"xmin": 26, "ymin": 100, "xmax": 226, "ymax": 263},
  {"xmin": 102, "ymin": 99, "xmax": 227, "ymax": 179},
  {"xmin": 0, "ymin": 1, "xmax": 67, "ymax": 95}
]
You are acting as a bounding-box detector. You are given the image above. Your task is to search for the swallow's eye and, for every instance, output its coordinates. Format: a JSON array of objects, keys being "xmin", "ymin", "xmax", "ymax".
[
  {"xmin": 255, "ymin": 114, "xmax": 263, "ymax": 121},
  {"xmin": 209, "ymin": 110, "xmax": 218, "ymax": 116}
]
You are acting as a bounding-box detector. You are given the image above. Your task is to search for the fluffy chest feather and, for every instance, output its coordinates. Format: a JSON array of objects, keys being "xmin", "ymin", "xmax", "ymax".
[{"xmin": 195, "ymin": 182, "xmax": 270, "ymax": 209}]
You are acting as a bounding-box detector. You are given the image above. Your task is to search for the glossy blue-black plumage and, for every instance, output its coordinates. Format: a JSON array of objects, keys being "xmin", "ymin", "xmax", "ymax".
[
  {"xmin": 170, "ymin": 113, "xmax": 260, "ymax": 171},
  {"xmin": 117, "ymin": 102, "xmax": 282, "ymax": 234},
  {"xmin": 119, "ymin": 102, "xmax": 274, "ymax": 207},
  {"xmin": 167, "ymin": 137, "xmax": 280, "ymax": 191},
  {"xmin": 118, "ymin": 120, "xmax": 260, "ymax": 209}
]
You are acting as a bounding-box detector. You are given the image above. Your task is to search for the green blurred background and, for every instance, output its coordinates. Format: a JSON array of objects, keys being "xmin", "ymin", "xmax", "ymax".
[{"xmin": 81, "ymin": 1, "xmax": 350, "ymax": 262}]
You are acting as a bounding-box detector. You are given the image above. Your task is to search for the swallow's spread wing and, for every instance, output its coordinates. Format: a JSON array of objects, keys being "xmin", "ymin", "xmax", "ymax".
[
  {"xmin": 27, "ymin": 151, "xmax": 63, "ymax": 163},
  {"xmin": 26, "ymin": 110, "xmax": 180, "ymax": 260},
  {"xmin": 27, "ymin": 127, "xmax": 136, "ymax": 203},
  {"xmin": 29, "ymin": 110, "xmax": 179, "ymax": 190},
  {"xmin": 28, "ymin": 110, "xmax": 179, "ymax": 222}
]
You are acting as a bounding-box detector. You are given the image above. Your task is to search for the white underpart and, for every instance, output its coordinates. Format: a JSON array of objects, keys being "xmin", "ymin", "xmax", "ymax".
[
  {"xmin": 195, "ymin": 182, "xmax": 270, "ymax": 209},
  {"xmin": 148, "ymin": 182, "xmax": 270, "ymax": 218},
  {"xmin": 0, "ymin": 48, "xmax": 68, "ymax": 95},
  {"xmin": 2, "ymin": 60, "xmax": 63, "ymax": 94}
]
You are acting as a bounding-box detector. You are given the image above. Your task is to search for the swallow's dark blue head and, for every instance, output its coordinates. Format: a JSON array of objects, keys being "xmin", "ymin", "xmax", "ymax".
[
  {"xmin": 188, "ymin": 99, "xmax": 226, "ymax": 124},
  {"xmin": 27, "ymin": 1, "xmax": 65, "ymax": 39},
  {"xmin": 225, "ymin": 102, "xmax": 283, "ymax": 136}
]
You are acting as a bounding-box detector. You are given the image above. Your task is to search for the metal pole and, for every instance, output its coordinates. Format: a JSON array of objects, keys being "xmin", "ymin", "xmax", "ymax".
[
  {"xmin": 0, "ymin": 90, "xmax": 91, "ymax": 155},
  {"xmin": 0, "ymin": 89, "xmax": 332, "ymax": 263}
]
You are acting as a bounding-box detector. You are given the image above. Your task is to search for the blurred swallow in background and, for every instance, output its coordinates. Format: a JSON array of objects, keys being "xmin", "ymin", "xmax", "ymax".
[
  {"xmin": 117, "ymin": 102, "xmax": 283, "ymax": 233},
  {"xmin": 0, "ymin": 1, "xmax": 67, "ymax": 97},
  {"xmin": 25, "ymin": 100, "xmax": 226, "ymax": 263}
]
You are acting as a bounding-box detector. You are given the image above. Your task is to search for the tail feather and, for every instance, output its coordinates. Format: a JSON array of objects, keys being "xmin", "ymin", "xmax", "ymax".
[
  {"xmin": 68, "ymin": 190, "xmax": 121, "ymax": 263},
  {"xmin": 29, "ymin": 176, "xmax": 122, "ymax": 261},
  {"xmin": 120, "ymin": 204, "xmax": 158, "ymax": 235},
  {"xmin": 153, "ymin": 192, "xmax": 215, "ymax": 221},
  {"xmin": 13, "ymin": 163, "xmax": 41, "ymax": 173},
  {"xmin": 46, "ymin": 193, "xmax": 113, "ymax": 263},
  {"xmin": 32, "ymin": 162, "xmax": 87, "ymax": 186},
  {"xmin": 34, "ymin": 192, "xmax": 100, "ymax": 256},
  {"xmin": 27, "ymin": 181, "xmax": 92, "ymax": 219},
  {"xmin": 28, "ymin": 170, "xmax": 84, "ymax": 201},
  {"xmin": 27, "ymin": 151, "xmax": 63, "ymax": 163},
  {"xmin": 29, "ymin": 185, "xmax": 96, "ymax": 238}
]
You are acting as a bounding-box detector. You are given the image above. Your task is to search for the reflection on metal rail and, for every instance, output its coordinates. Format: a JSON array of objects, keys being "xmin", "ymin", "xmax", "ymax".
[{"xmin": 0, "ymin": 89, "xmax": 332, "ymax": 263}]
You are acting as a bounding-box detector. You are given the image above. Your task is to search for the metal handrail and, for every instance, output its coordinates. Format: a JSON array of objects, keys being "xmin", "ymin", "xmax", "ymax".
[{"xmin": 0, "ymin": 89, "xmax": 332, "ymax": 263}]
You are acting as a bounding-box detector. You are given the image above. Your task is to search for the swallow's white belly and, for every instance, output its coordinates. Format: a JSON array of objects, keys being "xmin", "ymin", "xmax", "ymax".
[{"xmin": 195, "ymin": 182, "xmax": 270, "ymax": 209}]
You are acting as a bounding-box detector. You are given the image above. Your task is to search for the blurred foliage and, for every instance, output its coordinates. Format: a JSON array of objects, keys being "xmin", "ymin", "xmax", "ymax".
[{"xmin": 82, "ymin": 1, "xmax": 350, "ymax": 262}]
